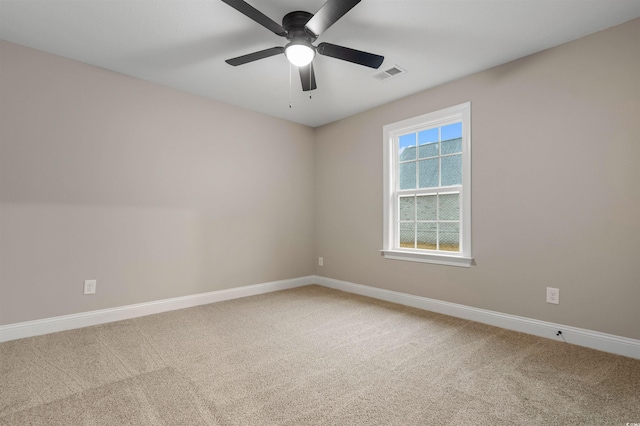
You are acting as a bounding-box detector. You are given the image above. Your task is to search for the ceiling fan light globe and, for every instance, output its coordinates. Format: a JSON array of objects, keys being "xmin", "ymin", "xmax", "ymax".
[{"xmin": 285, "ymin": 43, "xmax": 315, "ymax": 67}]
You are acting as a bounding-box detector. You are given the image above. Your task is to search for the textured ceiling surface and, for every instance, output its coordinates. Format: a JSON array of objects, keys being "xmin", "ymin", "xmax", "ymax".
[{"xmin": 2, "ymin": 0, "xmax": 639, "ymax": 127}]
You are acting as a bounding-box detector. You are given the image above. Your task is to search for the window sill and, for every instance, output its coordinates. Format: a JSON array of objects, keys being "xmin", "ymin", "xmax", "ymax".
[{"xmin": 380, "ymin": 249, "xmax": 473, "ymax": 268}]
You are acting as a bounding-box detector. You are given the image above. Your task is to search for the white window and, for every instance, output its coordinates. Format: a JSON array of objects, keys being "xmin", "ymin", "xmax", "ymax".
[{"xmin": 382, "ymin": 102, "xmax": 472, "ymax": 267}]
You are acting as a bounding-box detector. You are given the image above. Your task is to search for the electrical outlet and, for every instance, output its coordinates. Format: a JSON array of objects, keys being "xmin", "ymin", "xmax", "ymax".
[
  {"xmin": 318, "ymin": 257, "xmax": 324, "ymax": 267},
  {"xmin": 546, "ymin": 287, "xmax": 559, "ymax": 304},
  {"xmin": 84, "ymin": 279, "xmax": 96, "ymax": 295}
]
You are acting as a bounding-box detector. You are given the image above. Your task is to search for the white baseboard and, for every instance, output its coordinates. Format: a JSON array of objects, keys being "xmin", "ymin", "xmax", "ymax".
[
  {"xmin": 0, "ymin": 276, "xmax": 314, "ymax": 343},
  {"xmin": 3, "ymin": 274, "xmax": 638, "ymax": 359},
  {"xmin": 315, "ymin": 276, "xmax": 640, "ymax": 360}
]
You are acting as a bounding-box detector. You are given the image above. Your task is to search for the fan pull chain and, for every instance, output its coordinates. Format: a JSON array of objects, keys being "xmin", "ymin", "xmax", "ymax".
[
  {"xmin": 289, "ymin": 63, "xmax": 292, "ymax": 109},
  {"xmin": 309, "ymin": 67, "xmax": 312, "ymax": 99}
]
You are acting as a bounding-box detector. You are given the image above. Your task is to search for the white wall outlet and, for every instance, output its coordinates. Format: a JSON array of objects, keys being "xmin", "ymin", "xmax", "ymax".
[
  {"xmin": 318, "ymin": 257, "xmax": 324, "ymax": 267},
  {"xmin": 84, "ymin": 279, "xmax": 96, "ymax": 295},
  {"xmin": 546, "ymin": 287, "xmax": 559, "ymax": 304}
]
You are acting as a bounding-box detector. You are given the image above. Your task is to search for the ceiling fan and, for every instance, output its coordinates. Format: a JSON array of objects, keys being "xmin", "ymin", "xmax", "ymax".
[{"xmin": 221, "ymin": 0, "xmax": 384, "ymax": 91}]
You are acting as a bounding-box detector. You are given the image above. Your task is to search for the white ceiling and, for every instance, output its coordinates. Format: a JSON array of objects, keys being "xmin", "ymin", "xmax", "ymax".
[{"xmin": 1, "ymin": 0, "xmax": 639, "ymax": 127}]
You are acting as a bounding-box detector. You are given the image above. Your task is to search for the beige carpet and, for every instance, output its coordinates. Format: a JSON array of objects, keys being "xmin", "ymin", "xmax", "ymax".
[{"xmin": 1, "ymin": 285, "xmax": 639, "ymax": 425}]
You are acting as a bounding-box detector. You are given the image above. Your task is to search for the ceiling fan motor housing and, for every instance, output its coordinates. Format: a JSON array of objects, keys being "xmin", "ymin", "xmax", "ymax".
[{"xmin": 283, "ymin": 11, "xmax": 317, "ymax": 43}]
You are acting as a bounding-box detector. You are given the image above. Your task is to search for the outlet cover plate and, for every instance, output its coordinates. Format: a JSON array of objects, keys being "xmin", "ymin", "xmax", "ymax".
[
  {"xmin": 546, "ymin": 287, "xmax": 559, "ymax": 304},
  {"xmin": 84, "ymin": 279, "xmax": 96, "ymax": 295}
]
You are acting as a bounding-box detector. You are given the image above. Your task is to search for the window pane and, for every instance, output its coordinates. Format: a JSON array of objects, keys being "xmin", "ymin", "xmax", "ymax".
[
  {"xmin": 441, "ymin": 155, "xmax": 462, "ymax": 186},
  {"xmin": 400, "ymin": 222, "xmax": 415, "ymax": 248},
  {"xmin": 418, "ymin": 128, "xmax": 438, "ymax": 144},
  {"xmin": 439, "ymin": 193, "xmax": 459, "ymax": 220},
  {"xmin": 399, "ymin": 134, "xmax": 416, "ymax": 161},
  {"xmin": 441, "ymin": 138, "xmax": 462, "ymax": 155},
  {"xmin": 418, "ymin": 158, "xmax": 438, "ymax": 188},
  {"xmin": 441, "ymin": 122, "xmax": 462, "ymax": 141},
  {"xmin": 439, "ymin": 222, "xmax": 460, "ymax": 252},
  {"xmin": 418, "ymin": 142, "xmax": 438, "ymax": 158},
  {"xmin": 417, "ymin": 222, "xmax": 437, "ymax": 250},
  {"xmin": 418, "ymin": 128, "xmax": 438, "ymax": 158},
  {"xmin": 399, "ymin": 196, "xmax": 415, "ymax": 221},
  {"xmin": 399, "ymin": 162, "xmax": 416, "ymax": 189},
  {"xmin": 416, "ymin": 195, "xmax": 436, "ymax": 220}
]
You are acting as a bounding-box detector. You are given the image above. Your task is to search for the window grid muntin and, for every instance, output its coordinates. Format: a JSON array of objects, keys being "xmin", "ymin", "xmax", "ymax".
[
  {"xmin": 396, "ymin": 189, "xmax": 461, "ymax": 253},
  {"xmin": 395, "ymin": 119, "xmax": 463, "ymax": 253},
  {"xmin": 396, "ymin": 121, "xmax": 462, "ymax": 192}
]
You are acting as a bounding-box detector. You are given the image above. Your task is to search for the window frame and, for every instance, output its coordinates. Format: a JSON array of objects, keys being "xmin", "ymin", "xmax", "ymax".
[{"xmin": 382, "ymin": 102, "xmax": 472, "ymax": 267}]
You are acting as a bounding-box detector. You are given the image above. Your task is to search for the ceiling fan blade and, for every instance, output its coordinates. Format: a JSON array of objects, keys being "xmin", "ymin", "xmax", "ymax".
[
  {"xmin": 305, "ymin": 0, "xmax": 361, "ymax": 37},
  {"xmin": 225, "ymin": 47, "xmax": 284, "ymax": 66},
  {"xmin": 299, "ymin": 63, "xmax": 317, "ymax": 91},
  {"xmin": 221, "ymin": 0, "xmax": 287, "ymax": 36},
  {"xmin": 317, "ymin": 42, "xmax": 384, "ymax": 69}
]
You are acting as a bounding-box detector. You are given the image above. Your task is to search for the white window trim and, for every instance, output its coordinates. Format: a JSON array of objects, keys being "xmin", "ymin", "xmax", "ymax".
[{"xmin": 382, "ymin": 102, "xmax": 473, "ymax": 267}]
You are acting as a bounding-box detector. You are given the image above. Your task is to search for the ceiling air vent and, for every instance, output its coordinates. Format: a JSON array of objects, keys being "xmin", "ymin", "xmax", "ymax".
[{"xmin": 373, "ymin": 65, "xmax": 407, "ymax": 81}]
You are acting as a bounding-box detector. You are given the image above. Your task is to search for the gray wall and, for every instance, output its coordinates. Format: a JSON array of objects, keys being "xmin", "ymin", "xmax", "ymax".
[
  {"xmin": 0, "ymin": 41, "xmax": 316, "ymax": 324},
  {"xmin": 314, "ymin": 18, "xmax": 640, "ymax": 340},
  {"xmin": 1, "ymin": 18, "xmax": 638, "ymax": 341}
]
